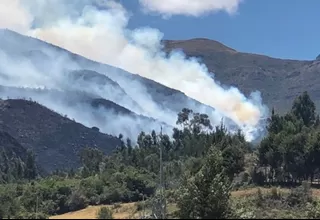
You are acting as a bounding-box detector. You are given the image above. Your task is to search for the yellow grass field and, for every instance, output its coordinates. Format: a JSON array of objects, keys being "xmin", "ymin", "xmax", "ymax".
[
  {"xmin": 50, "ymin": 187, "xmax": 320, "ymax": 219},
  {"xmin": 50, "ymin": 202, "xmax": 142, "ymax": 219}
]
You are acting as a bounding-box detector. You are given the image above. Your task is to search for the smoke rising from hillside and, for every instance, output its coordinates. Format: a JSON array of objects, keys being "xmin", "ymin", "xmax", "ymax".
[
  {"xmin": 0, "ymin": 47, "xmax": 174, "ymax": 141},
  {"xmin": 0, "ymin": 0, "xmax": 268, "ymax": 141}
]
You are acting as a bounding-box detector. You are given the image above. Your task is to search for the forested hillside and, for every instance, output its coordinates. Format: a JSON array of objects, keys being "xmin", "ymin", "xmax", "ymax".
[{"xmin": 2, "ymin": 92, "xmax": 320, "ymax": 219}]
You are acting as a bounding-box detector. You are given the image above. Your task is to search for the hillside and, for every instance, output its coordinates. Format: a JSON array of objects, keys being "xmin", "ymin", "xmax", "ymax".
[
  {"xmin": 0, "ymin": 99, "xmax": 121, "ymax": 172},
  {"xmin": 0, "ymin": 130, "xmax": 27, "ymax": 160},
  {"xmin": 163, "ymin": 38, "xmax": 318, "ymax": 114},
  {"xmin": 0, "ymin": 130, "xmax": 43, "ymax": 182}
]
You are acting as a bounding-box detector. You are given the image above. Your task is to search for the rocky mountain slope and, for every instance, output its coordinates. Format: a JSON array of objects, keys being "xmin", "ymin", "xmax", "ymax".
[{"xmin": 164, "ymin": 38, "xmax": 318, "ymax": 114}]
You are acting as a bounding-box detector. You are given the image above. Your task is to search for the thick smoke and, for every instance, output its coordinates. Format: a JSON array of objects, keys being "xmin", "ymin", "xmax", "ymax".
[
  {"xmin": 0, "ymin": 47, "xmax": 174, "ymax": 141},
  {"xmin": 0, "ymin": 0, "xmax": 268, "ymax": 141},
  {"xmin": 139, "ymin": 0, "xmax": 243, "ymax": 17}
]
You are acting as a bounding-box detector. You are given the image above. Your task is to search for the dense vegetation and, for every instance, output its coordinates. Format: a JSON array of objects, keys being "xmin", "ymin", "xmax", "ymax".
[{"xmin": 2, "ymin": 91, "xmax": 320, "ymax": 218}]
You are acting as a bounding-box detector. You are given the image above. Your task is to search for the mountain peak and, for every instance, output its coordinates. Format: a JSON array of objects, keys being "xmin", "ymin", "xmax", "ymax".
[{"xmin": 163, "ymin": 38, "xmax": 237, "ymax": 54}]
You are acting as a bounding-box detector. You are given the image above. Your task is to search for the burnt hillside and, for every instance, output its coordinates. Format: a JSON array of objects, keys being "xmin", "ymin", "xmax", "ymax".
[{"xmin": 0, "ymin": 99, "xmax": 121, "ymax": 172}]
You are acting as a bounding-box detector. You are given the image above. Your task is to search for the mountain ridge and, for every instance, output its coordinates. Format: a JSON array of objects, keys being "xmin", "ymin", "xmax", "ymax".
[{"xmin": 163, "ymin": 38, "xmax": 318, "ymax": 114}]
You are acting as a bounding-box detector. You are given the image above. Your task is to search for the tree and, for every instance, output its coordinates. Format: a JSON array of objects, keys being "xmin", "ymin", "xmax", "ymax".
[
  {"xmin": 221, "ymin": 144, "xmax": 245, "ymax": 180},
  {"xmin": 177, "ymin": 108, "xmax": 213, "ymax": 133},
  {"xmin": 67, "ymin": 190, "xmax": 88, "ymax": 212},
  {"xmin": 267, "ymin": 108, "xmax": 283, "ymax": 134},
  {"xmin": 291, "ymin": 91, "xmax": 316, "ymax": 127},
  {"xmin": 24, "ymin": 150, "xmax": 37, "ymax": 180},
  {"xmin": 79, "ymin": 147, "xmax": 104, "ymax": 174},
  {"xmin": 177, "ymin": 148, "xmax": 231, "ymax": 219}
]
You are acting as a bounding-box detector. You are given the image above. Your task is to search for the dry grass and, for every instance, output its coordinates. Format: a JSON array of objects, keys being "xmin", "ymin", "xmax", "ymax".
[
  {"xmin": 231, "ymin": 187, "xmax": 320, "ymax": 198},
  {"xmin": 49, "ymin": 201, "xmax": 178, "ymax": 219},
  {"xmin": 50, "ymin": 187, "xmax": 320, "ymax": 219},
  {"xmin": 49, "ymin": 203, "xmax": 142, "ymax": 219}
]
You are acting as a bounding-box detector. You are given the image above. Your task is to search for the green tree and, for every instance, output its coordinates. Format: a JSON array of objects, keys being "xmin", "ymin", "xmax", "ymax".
[
  {"xmin": 24, "ymin": 150, "xmax": 37, "ymax": 180},
  {"xmin": 79, "ymin": 147, "xmax": 104, "ymax": 174},
  {"xmin": 221, "ymin": 144, "xmax": 245, "ymax": 180},
  {"xmin": 291, "ymin": 91, "xmax": 316, "ymax": 127},
  {"xmin": 177, "ymin": 148, "xmax": 231, "ymax": 219}
]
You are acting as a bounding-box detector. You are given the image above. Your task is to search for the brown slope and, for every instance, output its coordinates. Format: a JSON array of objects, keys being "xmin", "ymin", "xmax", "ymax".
[
  {"xmin": 163, "ymin": 38, "xmax": 316, "ymax": 114},
  {"xmin": 0, "ymin": 99, "xmax": 121, "ymax": 172}
]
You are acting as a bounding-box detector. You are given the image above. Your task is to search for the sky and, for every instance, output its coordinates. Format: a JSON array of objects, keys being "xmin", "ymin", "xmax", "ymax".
[{"xmin": 121, "ymin": 0, "xmax": 320, "ymax": 61}]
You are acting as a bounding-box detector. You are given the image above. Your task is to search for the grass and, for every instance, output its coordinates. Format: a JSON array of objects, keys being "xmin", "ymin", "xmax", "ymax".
[
  {"xmin": 49, "ymin": 203, "xmax": 138, "ymax": 219},
  {"xmin": 231, "ymin": 187, "xmax": 320, "ymax": 198},
  {"xmin": 50, "ymin": 187, "xmax": 320, "ymax": 219},
  {"xmin": 49, "ymin": 201, "xmax": 178, "ymax": 219}
]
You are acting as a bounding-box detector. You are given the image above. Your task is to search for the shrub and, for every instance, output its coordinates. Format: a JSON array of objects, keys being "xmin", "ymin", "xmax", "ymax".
[
  {"xmin": 96, "ymin": 207, "xmax": 113, "ymax": 219},
  {"xmin": 67, "ymin": 190, "xmax": 88, "ymax": 212},
  {"xmin": 112, "ymin": 203, "xmax": 121, "ymax": 210},
  {"xmin": 306, "ymin": 201, "xmax": 320, "ymax": 219},
  {"xmin": 287, "ymin": 181, "xmax": 312, "ymax": 207},
  {"xmin": 256, "ymin": 188, "xmax": 264, "ymax": 207},
  {"xmin": 270, "ymin": 187, "xmax": 281, "ymax": 200}
]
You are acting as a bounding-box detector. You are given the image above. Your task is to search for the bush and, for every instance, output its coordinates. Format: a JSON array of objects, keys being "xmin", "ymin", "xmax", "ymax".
[
  {"xmin": 256, "ymin": 188, "xmax": 264, "ymax": 207},
  {"xmin": 96, "ymin": 207, "xmax": 113, "ymax": 219},
  {"xmin": 306, "ymin": 201, "xmax": 320, "ymax": 218},
  {"xmin": 20, "ymin": 212, "xmax": 49, "ymax": 219},
  {"xmin": 112, "ymin": 203, "xmax": 121, "ymax": 210},
  {"xmin": 136, "ymin": 201, "xmax": 145, "ymax": 211},
  {"xmin": 67, "ymin": 190, "xmax": 88, "ymax": 212},
  {"xmin": 230, "ymin": 197, "xmax": 256, "ymax": 219},
  {"xmin": 270, "ymin": 187, "xmax": 281, "ymax": 200},
  {"xmin": 287, "ymin": 181, "xmax": 312, "ymax": 207}
]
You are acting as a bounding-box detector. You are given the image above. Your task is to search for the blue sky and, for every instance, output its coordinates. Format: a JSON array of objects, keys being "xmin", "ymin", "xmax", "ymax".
[{"xmin": 122, "ymin": 0, "xmax": 320, "ymax": 61}]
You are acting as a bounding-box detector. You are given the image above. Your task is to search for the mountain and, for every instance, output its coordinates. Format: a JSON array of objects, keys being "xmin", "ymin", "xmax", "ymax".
[
  {"xmin": 0, "ymin": 99, "xmax": 121, "ymax": 172},
  {"xmin": 0, "ymin": 30, "xmax": 219, "ymax": 172},
  {"xmin": 163, "ymin": 38, "xmax": 317, "ymax": 114},
  {"xmin": 0, "ymin": 130, "xmax": 28, "ymax": 161},
  {"xmin": 0, "ymin": 29, "xmax": 217, "ymax": 125},
  {"xmin": 0, "ymin": 130, "xmax": 30, "ymax": 182}
]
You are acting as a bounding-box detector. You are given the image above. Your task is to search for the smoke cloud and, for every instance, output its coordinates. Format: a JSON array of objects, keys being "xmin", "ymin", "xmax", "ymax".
[
  {"xmin": 139, "ymin": 0, "xmax": 243, "ymax": 17},
  {"xmin": 0, "ymin": 47, "xmax": 175, "ymax": 141},
  {"xmin": 0, "ymin": 0, "xmax": 268, "ymax": 141}
]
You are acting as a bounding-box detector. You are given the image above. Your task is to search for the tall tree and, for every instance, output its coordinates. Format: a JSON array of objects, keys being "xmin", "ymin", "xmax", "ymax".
[
  {"xmin": 79, "ymin": 147, "xmax": 103, "ymax": 174},
  {"xmin": 24, "ymin": 150, "xmax": 37, "ymax": 180},
  {"xmin": 177, "ymin": 148, "xmax": 231, "ymax": 219},
  {"xmin": 291, "ymin": 91, "xmax": 316, "ymax": 127}
]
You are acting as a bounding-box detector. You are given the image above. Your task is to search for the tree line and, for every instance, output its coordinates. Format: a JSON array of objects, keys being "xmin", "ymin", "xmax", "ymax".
[{"xmin": 257, "ymin": 91, "xmax": 320, "ymax": 185}]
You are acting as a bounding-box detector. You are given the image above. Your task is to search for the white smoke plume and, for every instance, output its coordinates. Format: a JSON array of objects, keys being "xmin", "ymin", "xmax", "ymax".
[
  {"xmin": 0, "ymin": 48, "xmax": 174, "ymax": 141},
  {"xmin": 0, "ymin": 0, "xmax": 268, "ymax": 141},
  {"xmin": 139, "ymin": 0, "xmax": 243, "ymax": 17}
]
